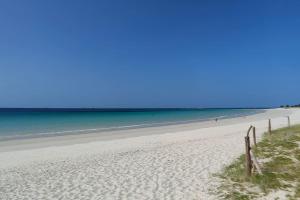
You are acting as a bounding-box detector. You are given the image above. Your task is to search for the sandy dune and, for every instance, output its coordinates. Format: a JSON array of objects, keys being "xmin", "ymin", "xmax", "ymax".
[{"xmin": 1, "ymin": 108, "xmax": 299, "ymax": 200}]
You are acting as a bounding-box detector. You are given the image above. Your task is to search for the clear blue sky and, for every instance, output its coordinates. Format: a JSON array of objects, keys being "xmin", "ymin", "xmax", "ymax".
[{"xmin": 0, "ymin": 0, "xmax": 299, "ymax": 108}]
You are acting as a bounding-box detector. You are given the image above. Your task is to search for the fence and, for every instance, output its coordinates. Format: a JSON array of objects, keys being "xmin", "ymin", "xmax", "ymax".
[{"xmin": 244, "ymin": 116, "xmax": 291, "ymax": 177}]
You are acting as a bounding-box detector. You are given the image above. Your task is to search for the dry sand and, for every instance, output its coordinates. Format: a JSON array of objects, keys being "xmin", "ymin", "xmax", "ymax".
[{"xmin": 0, "ymin": 108, "xmax": 300, "ymax": 200}]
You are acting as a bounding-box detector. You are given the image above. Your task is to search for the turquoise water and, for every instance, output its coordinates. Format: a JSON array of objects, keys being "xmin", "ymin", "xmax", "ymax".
[{"xmin": 0, "ymin": 108, "xmax": 264, "ymax": 140}]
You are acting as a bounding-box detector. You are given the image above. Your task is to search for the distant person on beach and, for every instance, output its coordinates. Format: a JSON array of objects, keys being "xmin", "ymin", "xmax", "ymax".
[{"xmin": 215, "ymin": 118, "xmax": 218, "ymax": 122}]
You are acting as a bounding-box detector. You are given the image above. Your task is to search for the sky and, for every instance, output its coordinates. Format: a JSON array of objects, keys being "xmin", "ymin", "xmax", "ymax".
[{"xmin": 0, "ymin": 0, "xmax": 299, "ymax": 108}]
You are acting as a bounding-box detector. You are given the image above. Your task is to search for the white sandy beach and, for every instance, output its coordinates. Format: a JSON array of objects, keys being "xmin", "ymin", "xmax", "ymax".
[{"xmin": 0, "ymin": 108, "xmax": 300, "ymax": 200}]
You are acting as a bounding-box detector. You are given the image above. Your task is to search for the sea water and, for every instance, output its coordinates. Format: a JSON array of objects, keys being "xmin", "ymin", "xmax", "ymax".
[{"xmin": 0, "ymin": 108, "xmax": 264, "ymax": 140}]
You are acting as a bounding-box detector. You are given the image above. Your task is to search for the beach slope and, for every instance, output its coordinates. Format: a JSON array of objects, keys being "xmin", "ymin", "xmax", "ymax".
[{"xmin": 1, "ymin": 108, "xmax": 300, "ymax": 200}]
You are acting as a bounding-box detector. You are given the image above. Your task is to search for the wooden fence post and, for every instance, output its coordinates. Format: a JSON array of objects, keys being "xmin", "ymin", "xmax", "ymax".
[
  {"xmin": 268, "ymin": 119, "xmax": 272, "ymax": 134},
  {"xmin": 250, "ymin": 150, "xmax": 262, "ymax": 175},
  {"xmin": 253, "ymin": 127, "xmax": 257, "ymax": 146},
  {"xmin": 287, "ymin": 116, "xmax": 290, "ymax": 128},
  {"xmin": 245, "ymin": 135, "xmax": 252, "ymax": 177}
]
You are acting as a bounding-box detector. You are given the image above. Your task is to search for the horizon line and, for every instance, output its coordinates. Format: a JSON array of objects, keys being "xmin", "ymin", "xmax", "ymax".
[{"xmin": 0, "ymin": 107, "xmax": 272, "ymax": 110}]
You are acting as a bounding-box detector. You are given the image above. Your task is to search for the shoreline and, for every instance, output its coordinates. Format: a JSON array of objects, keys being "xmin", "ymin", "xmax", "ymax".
[
  {"xmin": 0, "ymin": 108, "xmax": 264, "ymax": 142},
  {"xmin": 1, "ymin": 108, "xmax": 300, "ymax": 199},
  {"xmin": 0, "ymin": 108, "xmax": 280, "ymax": 152}
]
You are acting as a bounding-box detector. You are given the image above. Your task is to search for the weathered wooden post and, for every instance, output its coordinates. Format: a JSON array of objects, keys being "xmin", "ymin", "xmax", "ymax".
[
  {"xmin": 268, "ymin": 119, "xmax": 272, "ymax": 134},
  {"xmin": 250, "ymin": 149, "xmax": 262, "ymax": 175},
  {"xmin": 253, "ymin": 126, "xmax": 257, "ymax": 146},
  {"xmin": 287, "ymin": 116, "xmax": 290, "ymax": 128},
  {"xmin": 245, "ymin": 135, "xmax": 252, "ymax": 176},
  {"xmin": 245, "ymin": 126, "xmax": 253, "ymax": 176}
]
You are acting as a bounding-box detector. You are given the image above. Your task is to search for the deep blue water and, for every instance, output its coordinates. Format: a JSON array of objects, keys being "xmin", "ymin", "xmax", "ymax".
[{"xmin": 0, "ymin": 108, "xmax": 264, "ymax": 140}]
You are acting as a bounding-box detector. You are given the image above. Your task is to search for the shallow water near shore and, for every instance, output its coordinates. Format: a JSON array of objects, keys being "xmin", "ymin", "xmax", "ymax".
[{"xmin": 0, "ymin": 108, "xmax": 264, "ymax": 140}]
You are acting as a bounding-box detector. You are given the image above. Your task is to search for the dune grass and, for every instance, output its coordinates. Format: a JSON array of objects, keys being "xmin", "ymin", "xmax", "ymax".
[{"xmin": 216, "ymin": 125, "xmax": 300, "ymax": 200}]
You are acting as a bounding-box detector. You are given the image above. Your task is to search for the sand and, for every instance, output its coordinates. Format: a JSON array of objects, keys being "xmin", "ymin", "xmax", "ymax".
[{"xmin": 0, "ymin": 108, "xmax": 300, "ymax": 200}]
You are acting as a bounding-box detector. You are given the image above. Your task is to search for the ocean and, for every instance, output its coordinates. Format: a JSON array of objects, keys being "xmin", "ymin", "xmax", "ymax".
[{"xmin": 0, "ymin": 108, "xmax": 264, "ymax": 140}]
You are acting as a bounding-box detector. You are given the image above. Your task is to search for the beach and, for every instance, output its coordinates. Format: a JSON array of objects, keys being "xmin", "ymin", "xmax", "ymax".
[{"xmin": 1, "ymin": 108, "xmax": 300, "ymax": 199}]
